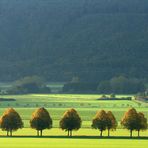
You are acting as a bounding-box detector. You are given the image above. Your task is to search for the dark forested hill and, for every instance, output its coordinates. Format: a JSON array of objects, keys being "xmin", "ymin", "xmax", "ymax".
[{"xmin": 0, "ymin": 0, "xmax": 148, "ymax": 82}]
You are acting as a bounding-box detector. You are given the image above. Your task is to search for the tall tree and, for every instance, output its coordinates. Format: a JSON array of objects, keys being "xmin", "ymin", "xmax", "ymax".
[
  {"xmin": 92, "ymin": 110, "xmax": 108, "ymax": 137},
  {"xmin": 136, "ymin": 112, "xmax": 147, "ymax": 137},
  {"xmin": 121, "ymin": 108, "xmax": 138, "ymax": 137},
  {"xmin": 106, "ymin": 111, "xmax": 117, "ymax": 136},
  {"xmin": 0, "ymin": 108, "xmax": 23, "ymax": 136},
  {"xmin": 59, "ymin": 108, "xmax": 82, "ymax": 136},
  {"xmin": 30, "ymin": 108, "xmax": 52, "ymax": 136}
]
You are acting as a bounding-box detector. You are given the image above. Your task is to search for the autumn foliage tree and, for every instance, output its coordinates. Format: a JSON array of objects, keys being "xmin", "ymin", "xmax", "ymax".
[
  {"xmin": 30, "ymin": 108, "xmax": 52, "ymax": 136},
  {"xmin": 136, "ymin": 112, "xmax": 147, "ymax": 137},
  {"xmin": 59, "ymin": 108, "xmax": 82, "ymax": 136},
  {"xmin": 92, "ymin": 110, "xmax": 108, "ymax": 137},
  {"xmin": 106, "ymin": 111, "xmax": 117, "ymax": 136},
  {"xmin": 0, "ymin": 108, "xmax": 23, "ymax": 136},
  {"xmin": 121, "ymin": 108, "xmax": 139, "ymax": 137}
]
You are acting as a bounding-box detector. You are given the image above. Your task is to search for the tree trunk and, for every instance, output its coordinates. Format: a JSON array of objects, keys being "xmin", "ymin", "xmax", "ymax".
[
  {"xmin": 130, "ymin": 130, "xmax": 133, "ymax": 138},
  {"xmin": 100, "ymin": 130, "xmax": 103, "ymax": 137},
  {"xmin": 7, "ymin": 131, "xmax": 9, "ymax": 136},
  {"xmin": 10, "ymin": 130, "xmax": 12, "ymax": 137},
  {"xmin": 40, "ymin": 130, "xmax": 42, "ymax": 136},
  {"xmin": 138, "ymin": 130, "xmax": 140, "ymax": 137},
  {"xmin": 70, "ymin": 130, "xmax": 72, "ymax": 137},
  {"xmin": 108, "ymin": 129, "xmax": 110, "ymax": 137},
  {"xmin": 37, "ymin": 130, "xmax": 39, "ymax": 136},
  {"xmin": 68, "ymin": 130, "xmax": 69, "ymax": 136}
]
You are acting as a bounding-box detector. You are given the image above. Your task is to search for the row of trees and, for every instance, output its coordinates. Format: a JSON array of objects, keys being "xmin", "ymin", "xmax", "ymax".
[
  {"xmin": 0, "ymin": 108, "xmax": 147, "ymax": 137},
  {"xmin": 3, "ymin": 75, "xmax": 145, "ymax": 95},
  {"xmin": 98, "ymin": 76, "xmax": 145, "ymax": 94},
  {"xmin": 63, "ymin": 76, "xmax": 146, "ymax": 94}
]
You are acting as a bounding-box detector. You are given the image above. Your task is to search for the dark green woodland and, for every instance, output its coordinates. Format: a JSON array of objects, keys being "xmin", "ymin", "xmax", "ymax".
[{"xmin": 0, "ymin": 0, "xmax": 148, "ymax": 83}]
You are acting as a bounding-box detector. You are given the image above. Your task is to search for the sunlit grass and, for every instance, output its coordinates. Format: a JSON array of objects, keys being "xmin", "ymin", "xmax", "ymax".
[
  {"xmin": 0, "ymin": 138, "xmax": 147, "ymax": 148},
  {"xmin": 0, "ymin": 129, "xmax": 147, "ymax": 148},
  {"xmin": 0, "ymin": 94, "xmax": 147, "ymax": 148}
]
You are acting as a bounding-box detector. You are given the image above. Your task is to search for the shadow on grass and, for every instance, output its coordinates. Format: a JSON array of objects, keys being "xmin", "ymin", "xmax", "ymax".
[{"xmin": 0, "ymin": 135, "xmax": 147, "ymax": 140}]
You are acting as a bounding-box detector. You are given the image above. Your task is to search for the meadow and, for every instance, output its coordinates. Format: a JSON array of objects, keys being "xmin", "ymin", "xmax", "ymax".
[
  {"xmin": 0, "ymin": 137, "xmax": 148, "ymax": 148},
  {"xmin": 0, "ymin": 128, "xmax": 147, "ymax": 148},
  {"xmin": 0, "ymin": 94, "xmax": 147, "ymax": 147},
  {"xmin": 0, "ymin": 94, "xmax": 147, "ymax": 127}
]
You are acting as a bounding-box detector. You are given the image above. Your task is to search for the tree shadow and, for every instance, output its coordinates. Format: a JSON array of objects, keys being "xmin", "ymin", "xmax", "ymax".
[{"xmin": 0, "ymin": 135, "xmax": 147, "ymax": 140}]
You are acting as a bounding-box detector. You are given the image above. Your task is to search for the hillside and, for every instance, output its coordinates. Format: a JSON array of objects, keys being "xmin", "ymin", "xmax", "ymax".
[{"xmin": 0, "ymin": 0, "xmax": 148, "ymax": 82}]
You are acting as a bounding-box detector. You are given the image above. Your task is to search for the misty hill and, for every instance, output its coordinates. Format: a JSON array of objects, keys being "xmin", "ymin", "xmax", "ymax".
[{"xmin": 0, "ymin": 0, "xmax": 148, "ymax": 82}]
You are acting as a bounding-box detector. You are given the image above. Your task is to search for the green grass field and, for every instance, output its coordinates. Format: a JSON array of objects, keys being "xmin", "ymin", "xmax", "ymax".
[
  {"xmin": 0, "ymin": 94, "xmax": 147, "ymax": 147},
  {"xmin": 0, "ymin": 129, "xmax": 147, "ymax": 148},
  {"xmin": 0, "ymin": 94, "xmax": 147, "ymax": 128},
  {"xmin": 0, "ymin": 137, "xmax": 147, "ymax": 148}
]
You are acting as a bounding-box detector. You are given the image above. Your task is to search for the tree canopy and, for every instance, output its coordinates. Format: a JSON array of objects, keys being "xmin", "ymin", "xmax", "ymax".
[
  {"xmin": 59, "ymin": 108, "xmax": 82, "ymax": 136},
  {"xmin": 121, "ymin": 108, "xmax": 147, "ymax": 137},
  {"xmin": 0, "ymin": 108, "xmax": 23, "ymax": 136},
  {"xmin": 8, "ymin": 76, "xmax": 51, "ymax": 94},
  {"xmin": 98, "ymin": 76, "xmax": 145, "ymax": 94},
  {"xmin": 136, "ymin": 112, "xmax": 147, "ymax": 137},
  {"xmin": 106, "ymin": 111, "xmax": 118, "ymax": 136},
  {"xmin": 92, "ymin": 110, "xmax": 108, "ymax": 137},
  {"xmin": 30, "ymin": 107, "xmax": 52, "ymax": 136}
]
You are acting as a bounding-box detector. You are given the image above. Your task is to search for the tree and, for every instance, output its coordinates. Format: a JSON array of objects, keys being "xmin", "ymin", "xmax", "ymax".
[
  {"xmin": 0, "ymin": 108, "xmax": 23, "ymax": 136},
  {"xmin": 121, "ymin": 108, "xmax": 139, "ymax": 137},
  {"xmin": 8, "ymin": 76, "xmax": 51, "ymax": 94},
  {"xmin": 30, "ymin": 108, "xmax": 52, "ymax": 136},
  {"xmin": 106, "ymin": 111, "xmax": 117, "ymax": 136},
  {"xmin": 59, "ymin": 108, "xmax": 82, "ymax": 136},
  {"xmin": 136, "ymin": 112, "xmax": 147, "ymax": 137},
  {"xmin": 98, "ymin": 76, "xmax": 145, "ymax": 94},
  {"xmin": 92, "ymin": 110, "xmax": 108, "ymax": 137}
]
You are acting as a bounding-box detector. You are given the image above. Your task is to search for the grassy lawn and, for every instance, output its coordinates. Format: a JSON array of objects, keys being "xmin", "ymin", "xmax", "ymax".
[
  {"xmin": 0, "ymin": 128, "xmax": 147, "ymax": 148},
  {"xmin": 0, "ymin": 138, "xmax": 147, "ymax": 148}
]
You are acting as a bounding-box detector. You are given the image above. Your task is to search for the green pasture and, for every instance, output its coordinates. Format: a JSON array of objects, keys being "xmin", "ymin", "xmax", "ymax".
[
  {"xmin": 0, "ymin": 94, "xmax": 135, "ymax": 101},
  {"xmin": 0, "ymin": 137, "xmax": 147, "ymax": 148},
  {"xmin": 0, "ymin": 94, "xmax": 147, "ymax": 147},
  {"xmin": 0, "ymin": 94, "xmax": 147, "ymax": 129},
  {"xmin": 0, "ymin": 129, "xmax": 147, "ymax": 148}
]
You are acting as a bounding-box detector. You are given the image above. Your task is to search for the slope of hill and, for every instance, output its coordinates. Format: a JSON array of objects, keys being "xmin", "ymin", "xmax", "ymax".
[{"xmin": 0, "ymin": 0, "xmax": 148, "ymax": 82}]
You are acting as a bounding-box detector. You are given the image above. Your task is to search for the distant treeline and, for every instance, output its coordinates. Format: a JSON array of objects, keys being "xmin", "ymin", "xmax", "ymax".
[
  {"xmin": 2, "ymin": 75, "xmax": 146, "ymax": 94},
  {"xmin": 63, "ymin": 76, "xmax": 146, "ymax": 94}
]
